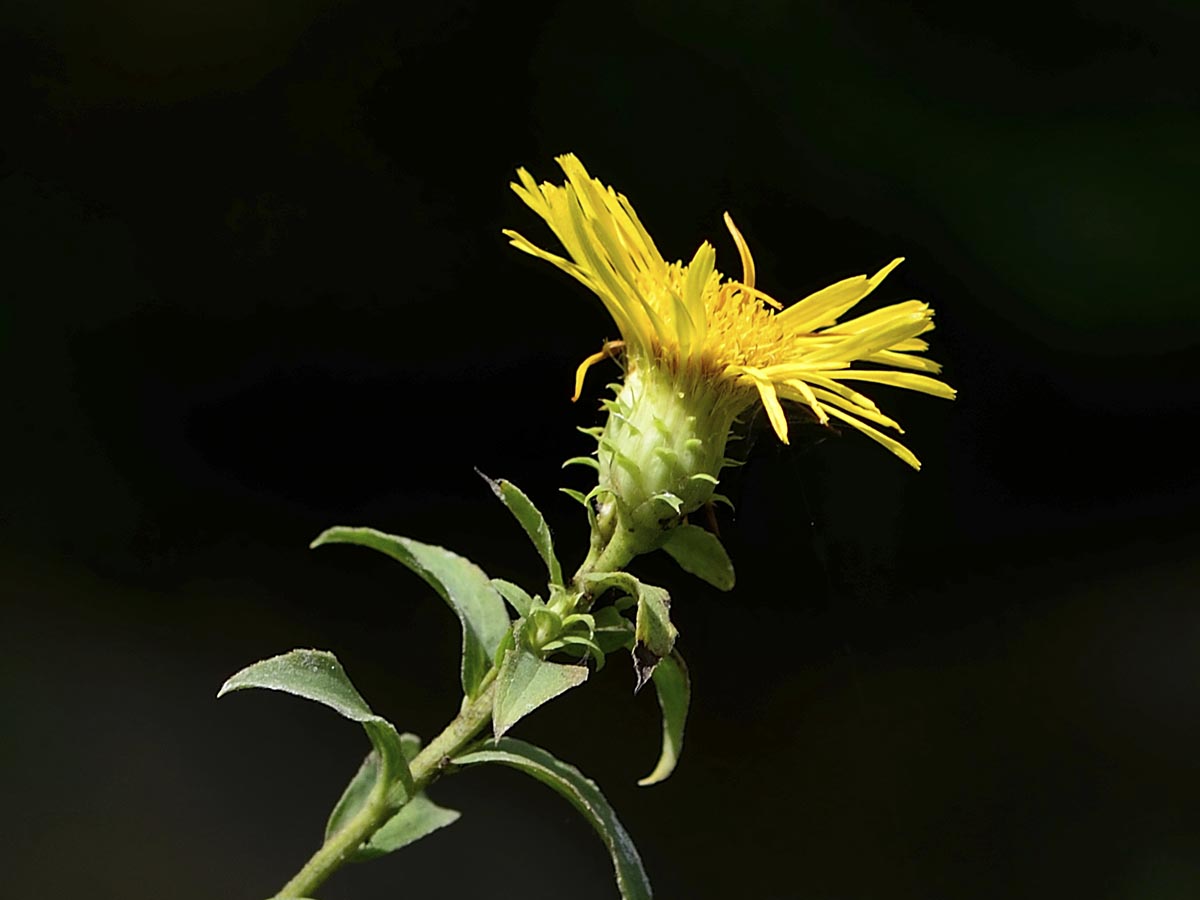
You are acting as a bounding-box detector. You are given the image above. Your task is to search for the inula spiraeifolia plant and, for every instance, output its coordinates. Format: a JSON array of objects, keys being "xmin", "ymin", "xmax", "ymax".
[{"xmin": 219, "ymin": 154, "xmax": 955, "ymax": 899}]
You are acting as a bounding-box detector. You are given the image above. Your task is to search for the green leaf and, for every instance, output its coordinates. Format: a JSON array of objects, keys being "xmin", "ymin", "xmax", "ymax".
[
  {"xmin": 454, "ymin": 738, "xmax": 652, "ymax": 900},
  {"xmin": 638, "ymin": 653, "xmax": 690, "ymax": 787},
  {"xmin": 326, "ymin": 735, "xmax": 462, "ymax": 861},
  {"xmin": 631, "ymin": 585, "xmax": 676, "ymax": 692},
  {"xmin": 581, "ymin": 573, "xmax": 678, "ymax": 692},
  {"xmin": 552, "ymin": 634, "xmax": 605, "ymax": 669},
  {"xmin": 311, "ymin": 527, "xmax": 510, "ymax": 698},
  {"xmin": 325, "ymin": 751, "xmax": 379, "ymax": 841},
  {"xmin": 661, "ymin": 524, "xmax": 735, "ymax": 591},
  {"xmin": 326, "ymin": 733, "xmax": 422, "ymax": 841},
  {"xmin": 493, "ymin": 645, "xmax": 589, "ymax": 738},
  {"xmin": 593, "ymin": 606, "xmax": 635, "ymax": 655},
  {"xmin": 480, "ymin": 472, "xmax": 564, "ymax": 587},
  {"xmin": 491, "ymin": 626, "xmax": 517, "ymax": 669},
  {"xmin": 357, "ymin": 793, "xmax": 461, "ymax": 860},
  {"xmin": 218, "ymin": 649, "xmax": 414, "ymax": 801},
  {"xmin": 398, "ymin": 731, "xmax": 422, "ymax": 760},
  {"xmin": 218, "ymin": 648, "xmax": 372, "ymax": 718},
  {"xmin": 491, "ymin": 578, "xmax": 538, "ymax": 618}
]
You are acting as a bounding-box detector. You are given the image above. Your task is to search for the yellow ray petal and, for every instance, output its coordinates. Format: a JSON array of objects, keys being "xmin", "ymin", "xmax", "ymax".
[
  {"xmin": 572, "ymin": 342, "xmax": 624, "ymax": 402},
  {"xmin": 505, "ymin": 229, "xmax": 635, "ymax": 340},
  {"xmin": 736, "ymin": 283, "xmax": 784, "ymax": 310},
  {"xmin": 823, "ymin": 405, "xmax": 921, "ymax": 470},
  {"xmin": 809, "ymin": 388, "xmax": 902, "ymax": 432},
  {"xmin": 824, "ymin": 370, "xmax": 957, "ymax": 399},
  {"xmin": 800, "ymin": 310, "xmax": 933, "ymax": 365},
  {"xmin": 738, "ymin": 366, "xmax": 790, "ymax": 444},
  {"xmin": 789, "ymin": 372, "xmax": 881, "ymax": 411},
  {"xmin": 865, "ymin": 349, "xmax": 944, "ymax": 373},
  {"xmin": 723, "ymin": 213, "xmax": 756, "ymax": 292},
  {"xmin": 681, "ymin": 241, "xmax": 716, "ymax": 347},
  {"xmin": 776, "ymin": 258, "xmax": 905, "ymax": 333},
  {"xmin": 562, "ymin": 185, "xmax": 664, "ymax": 352},
  {"xmin": 833, "ymin": 299, "xmax": 931, "ymax": 335},
  {"xmin": 780, "ymin": 378, "xmax": 829, "ymax": 425}
]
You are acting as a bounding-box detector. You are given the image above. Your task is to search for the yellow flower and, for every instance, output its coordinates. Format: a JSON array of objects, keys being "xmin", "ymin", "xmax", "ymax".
[{"xmin": 505, "ymin": 154, "xmax": 954, "ymax": 471}]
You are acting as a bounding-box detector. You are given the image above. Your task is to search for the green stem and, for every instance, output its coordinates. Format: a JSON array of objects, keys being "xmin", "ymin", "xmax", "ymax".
[
  {"xmin": 574, "ymin": 527, "xmax": 638, "ymax": 586},
  {"xmin": 272, "ymin": 672, "xmax": 499, "ymax": 899}
]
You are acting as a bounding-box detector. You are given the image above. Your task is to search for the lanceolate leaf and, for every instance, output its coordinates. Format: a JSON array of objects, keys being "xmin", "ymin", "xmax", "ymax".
[
  {"xmin": 491, "ymin": 578, "xmax": 539, "ymax": 618},
  {"xmin": 326, "ymin": 733, "xmax": 423, "ymax": 841},
  {"xmin": 479, "ymin": 472, "xmax": 564, "ymax": 586},
  {"xmin": 638, "ymin": 652, "xmax": 690, "ymax": 787},
  {"xmin": 582, "ymin": 572, "xmax": 678, "ymax": 692},
  {"xmin": 454, "ymin": 738, "xmax": 653, "ymax": 900},
  {"xmin": 326, "ymin": 733, "xmax": 462, "ymax": 861},
  {"xmin": 661, "ymin": 524, "xmax": 735, "ymax": 591},
  {"xmin": 493, "ymin": 645, "xmax": 589, "ymax": 738},
  {"xmin": 325, "ymin": 751, "xmax": 380, "ymax": 841},
  {"xmin": 357, "ymin": 793, "xmax": 461, "ymax": 859},
  {"xmin": 311, "ymin": 527, "xmax": 511, "ymax": 698},
  {"xmin": 218, "ymin": 649, "xmax": 414, "ymax": 801}
]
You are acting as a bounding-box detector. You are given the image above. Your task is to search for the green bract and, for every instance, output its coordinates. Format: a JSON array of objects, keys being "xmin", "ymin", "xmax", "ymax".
[{"xmin": 586, "ymin": 364, "xmax": 739, "ymax": 567}]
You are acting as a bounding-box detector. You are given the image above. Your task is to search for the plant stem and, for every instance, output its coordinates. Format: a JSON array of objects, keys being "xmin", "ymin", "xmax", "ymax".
[
  {"xmin": 272, "ymin": 673, "xmax": 499, "ymax": 899},
  {"xmin": 574, "ymin": 528, "xmax": 638, "ymax": 586}
]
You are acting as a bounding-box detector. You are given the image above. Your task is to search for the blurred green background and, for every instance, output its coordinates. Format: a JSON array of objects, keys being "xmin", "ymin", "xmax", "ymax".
[{"xmin": 3, "ymin": 1, "xmax": 1198, "ymax": 897}]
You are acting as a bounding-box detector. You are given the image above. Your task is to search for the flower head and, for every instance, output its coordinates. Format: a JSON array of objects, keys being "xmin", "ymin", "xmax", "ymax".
[
  {"xmin": 507, "ymin": 154, "xmax": 954, "ymax": 568},
  {"xmin": 505, "ymin": 154, "xmax": 954, "ymax": 470}
]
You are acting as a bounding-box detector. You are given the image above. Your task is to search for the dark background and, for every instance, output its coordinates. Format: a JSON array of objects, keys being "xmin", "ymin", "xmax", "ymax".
[{"xmin": 3, "ymin": 1, "xmax": 1199, "ymax": 897}]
